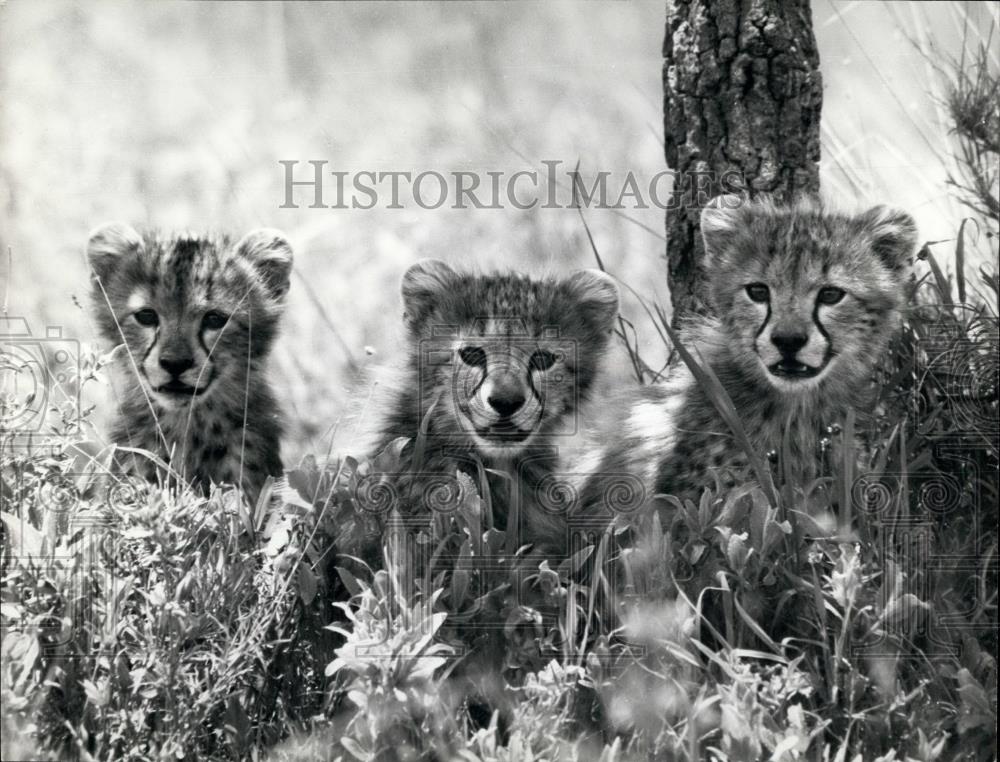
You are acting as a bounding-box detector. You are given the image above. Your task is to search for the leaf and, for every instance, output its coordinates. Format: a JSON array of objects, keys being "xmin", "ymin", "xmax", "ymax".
[
  {"xmin": 336, "ymin": 566, "xmax": 363, "ymax": 598},
  {"xmin": 504, "ymin": 606, "xmax": 542, "ymax": 637},
  {"xmin": 286, "ymin": 456, "xmax": 318, "ymax": 499},
  {"xmin": 698, "ymin": 485, "xmax": 714, "ymax": 528},
  {"xmin": 369, "ymin": 437, "xmax": 409, "ymax": 479},
  {"xmin": 733, "ymin": 595, "xmax": 780, "ymax": 652},
  {"xmin": 719, "ymin": 482, "xmax": 757, "ymax": 526},
  {"xmin": 340, "ymin": 736, "xmax": 370, "ymax": 761},
  {"xmin": 955, "ymin": 218, "xmax": 970, "ymax": 305},
  {"xmin": 689, "ymin": 541, "xmax": 707, "ymax": 565},
  {"xmin": 880, "ymin": 593, "xmax": 931, "ymax": 637},
  {"xmin": 224, "ymin": 693, "xmax": 251, "ymax": 754},
  {"xmin": 919, "ymin": 243, "xmax": 953, "ymax": 305},
  {"xmin": 407, "ymin": 652, "xmax": 450, "ymax": 683},
  {"xmin": 324, "ymin": 656, "xmax": 347, "ymax": 677},
  {"xmin": 956, "ymin": 667, "xmax": 995, "ymax": 734},
  {"xmin": 483, "ymin": 528, "xmax": 505, "ymax": 555},
  {"xmin": 298, "ymin": 564, "xmax": 318, "ymax": 605},
  {"xmin": 280, "ymin": 485, "xmax": 315, "ymax": 514},
  {"xmin": 81, "ymin": 678, "xmax": 108, "ymax": 707},
  {"xmin": 720, "ymin": 701, "xmax": 753, "ymax": 740},
  {"xmin": 4, "ymin": 633, "xmax": 39, "ymax": 691},
  {"xmin": 451, "ymin": 568, "xmax": 470, "ymax": 609},
  {"xmin": 422, "ymin": 611, "xmax": 449, "ymax": 644},
  {"xmin": 724, "ymin": 532, "xmax": 748, "ymax": 570},
  {"xmin": 455, "ymin": 471, "xmax": 483, "ymax": 553},
  {"xmin": 63, "ymin": 440, "xmax": 110, "ymax": 493},
  {"xmin": 1, "ymin": 511, "xmax": 46, "ymax": 558},
  {"xmin": 763, "ymin": 518, "xmax": 792, "ymax": 556},
  {"xmin": 535, "ymin": 560, "xmax": 561, "ymax": 595},
  {"xmin": 346, "ymin": 690, "xmax": 368, "ymax": 710},
  {"xmin": 252, "ymin": 475, "xmax": 276, "ymax": 534},
  {"xmin": 749, "ymin": 490, "xmax": 768, "ymax": 552},
  {"xmin": 410, "ymin": 393, "xmax": 441, "ymax": 475},
  {"xmin": 557, "ymin": 544, "xmax": 594, "ymax": 578}
]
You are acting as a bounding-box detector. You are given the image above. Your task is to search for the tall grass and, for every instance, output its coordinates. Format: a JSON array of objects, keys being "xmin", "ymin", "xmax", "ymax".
[{"xmin": 2, "ymin": 217, "xmax": 996, "ymax": 760}]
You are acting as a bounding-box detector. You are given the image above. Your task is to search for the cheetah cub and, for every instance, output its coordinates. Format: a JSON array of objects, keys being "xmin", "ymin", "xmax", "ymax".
[
  {"xmin": 86, "ymin": 223, "xmax": 293, "ymax": 505},
  {"xmin": 365, "ymin": 259, "xmax": 619, "ymax": 541},
  {"xmin": 574, "ymin": 194, "xmax": 918, "ymax": 525}
]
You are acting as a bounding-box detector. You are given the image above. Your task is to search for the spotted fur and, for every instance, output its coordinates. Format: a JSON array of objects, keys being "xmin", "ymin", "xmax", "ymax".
[
  {"xmin": 86, "ymin": 223, "xmax": 293, "ymax": 504},
  {"xmin": 571, "ymin": 195, "xmax": 919, "ymax": 532},
  {"xmin": 367, "ymin": 259, "xmax": 619, "ymax": 541}
]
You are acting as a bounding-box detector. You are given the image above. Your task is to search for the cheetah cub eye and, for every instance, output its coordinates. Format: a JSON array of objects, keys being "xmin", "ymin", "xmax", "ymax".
[
  {"xmin": 816, "ymin": 287, "xmax": 846, "ymax": 305},
  {"xmin": 458, "ymin": 346, "xmax": 488, "ymax": 367},
  {"xmin": 201, "ymin": 311, "xmax": 230, "ymax": 331},
  {"xmin": 134, "ymin": 308, "xmax": 159, "ymax": 327},
  {"xmin": 745, "ymin": 283, "xmax": 770, "ymax": 303},
  {"xmin": 528, "ymin": 349, "xmax": 558, "ymax": 371}
]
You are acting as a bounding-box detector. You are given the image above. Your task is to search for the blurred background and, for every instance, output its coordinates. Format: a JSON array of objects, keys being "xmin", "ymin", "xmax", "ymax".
[{"xmin": 1, "ymin": 0, "xmax": 996, "ymax": 462}]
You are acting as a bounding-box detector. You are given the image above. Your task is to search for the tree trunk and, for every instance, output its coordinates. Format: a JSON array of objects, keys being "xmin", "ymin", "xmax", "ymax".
[{"xmin": 663, "ymin": 0, "xmax": 823, "ymax": 324}]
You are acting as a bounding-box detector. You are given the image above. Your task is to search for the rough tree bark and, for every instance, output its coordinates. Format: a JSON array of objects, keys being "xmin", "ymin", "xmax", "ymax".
[{"xmin": 663, "ymin": 0, "xmax": 823, "ymax": 324}]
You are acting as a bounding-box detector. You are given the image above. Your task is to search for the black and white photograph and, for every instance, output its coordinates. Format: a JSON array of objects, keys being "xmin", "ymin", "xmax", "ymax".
[{"xmin": 0, "ymin": 2, "xmax": 997, "ymax": 760}]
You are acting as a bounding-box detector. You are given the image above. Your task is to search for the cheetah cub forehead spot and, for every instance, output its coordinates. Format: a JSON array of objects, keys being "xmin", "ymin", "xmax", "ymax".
[
  {"xmin": 400, "ymin": 259, "xmax": 619, "ymax": 457},
  {"xmin": 701, "ymin": 195, "xmax": 918, "ymax": 392},
  {"xmin": 86, "ymin": 223, "xmax": 293, "ymax": 408}
]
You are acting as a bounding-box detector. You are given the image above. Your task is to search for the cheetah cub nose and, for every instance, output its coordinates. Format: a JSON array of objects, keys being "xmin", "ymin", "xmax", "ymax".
[
  {"xmin": 771, "ymin": 331, "xmax": 808, "ymax": 356},
  {"xmin": 488, "ymin": 391, "xmax": 526, "ymax": 418},
  {"xmin": 159, "ymin": 356, "xmax": 195, "ymax": 376},
  {"xmin": 486, "ymin": 372, "xmax": 527, "ymax": 417}
]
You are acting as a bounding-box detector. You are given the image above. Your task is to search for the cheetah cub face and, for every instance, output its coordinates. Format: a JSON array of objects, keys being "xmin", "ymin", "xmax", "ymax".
[
  {"xmin": 401, "ymin": 260, "xmax": 619, "ymax": 459},
  {"xmin": 700, "ymin": 195, "xmax": 917, "ymax": 393},
  {"xmin": 86, "ymin": 224, "xmax": 293, "ymax": 409}
]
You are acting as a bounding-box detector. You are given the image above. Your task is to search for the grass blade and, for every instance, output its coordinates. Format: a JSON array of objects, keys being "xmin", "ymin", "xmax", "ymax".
[{"xmin": 955, "ymin": 217, "xmax": 972, "ymax": 304}]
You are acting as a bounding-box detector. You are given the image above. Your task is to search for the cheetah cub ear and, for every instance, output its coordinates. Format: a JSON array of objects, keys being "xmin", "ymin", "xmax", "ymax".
[
  {"xmin": 856, "ymin": 205, "xmax": 919, "ymax": 272},
  {"xmin": 401, "ymin": 259, "xmax": 458, "ymax": 330},
  {"xmin": 234, "ymin": 228, "xmax": 294, "ymax": 301},
  {"xmin": 565, "ymin": 269, "xmax": 620, "ymax": 331},
  {"xmin": 85, "ymin": 222, "xmax": 144, "ymax": 284},
  {"xmin": 699, "ymin": 193, "xmax": 748, "ymax": 266}
]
